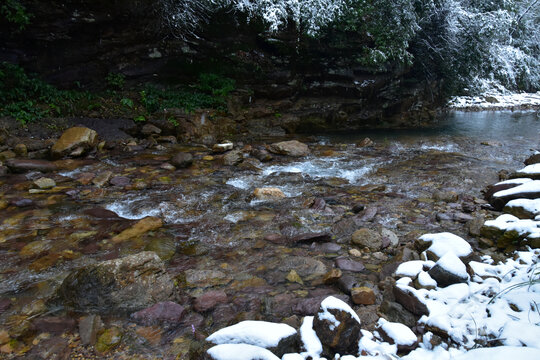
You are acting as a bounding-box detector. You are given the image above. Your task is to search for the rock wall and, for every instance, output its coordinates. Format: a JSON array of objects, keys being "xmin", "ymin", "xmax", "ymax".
[{"xmin": 1, "ymin": 1, "xmax": 443, "ymax": 134}]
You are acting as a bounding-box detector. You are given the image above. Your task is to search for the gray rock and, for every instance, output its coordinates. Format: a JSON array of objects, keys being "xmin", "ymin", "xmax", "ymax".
[
  {"xmin": 268, "ymin": 140, "xmax": 310, "ymax": 157},
  {"xmin": 223, "ymin": 149, "xmax": 243, "ymax": 166},
  {"xmin": 171, "ymin": 152, "xmax": 193, "ymax": 168},
  {"xmin": 141, "ymin": 124, "xmax": 162, "ymax": 136},
  {"xmin": 428, "ymin": 256, "xmax": 469, "ymax": 287},
  {"xmin": 79, "ymin": 315, "xmax": 102, "ymax": 345},
  {"xmin": 335, "ymin": 257, "xmax": 365, "ymax": 272},
  {"xmin": 57, "ymin": 252, "xmax": 175, "ymax": 314},
  {"xmin": 379, "ymin": 301, "xmax": 417, "ymax": 328}
]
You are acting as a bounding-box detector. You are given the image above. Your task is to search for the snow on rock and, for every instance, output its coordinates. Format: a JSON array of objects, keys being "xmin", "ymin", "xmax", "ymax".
[
  {"xmin": 313, "ymin": 296, "xmax": 361, "ymax": 356},
  {"xmin": 491, "ymin": 180, "xmax": 540, "ymax": 210},
  {"xmin": 448, "ymin": 91, "xmax": 540, "ymax": 110},
  {"xmin": 495, "ymin": 178, "xmax": 534, "ymax": 186},
  {"xmin": 514, "ymin": 163, "xmax": 540, "ymax": 179},
  {"xmin": 417, "ymin": 271, "xmax": 437, "ymax": 289},
  {"xmin": 427, "ymin": 252, "xmax": 469, "ymax": 287},
  {"xmin": 504, "ymin": 198, "xmax": 540, "ymax": 218},
  {"xmin": 481, "ymin": 214, "xmax": 540, "ymax": 248},
  {"xmin": 206, "ymin": 320, "xmax": 298, "ymax": 357},
  {"xmin": 375, "ymin": 318, "xmax": 418, "ymax": 351},
  {"xmin": 452, "ymin": 346, "xmax": 540, "ymax": 360},
  {"xmin": 298, "ymin": 316, "xmax": 322, "ymax": 358},
  {"xmin": 206, "ymin": 344, "xmax": 280, "ymax": 360},
  {"xmin": 418, "ymin": 232, "xmax": 472, "ymax": 260},
  {"xmin": 395, "ymin": 260, "xmax": 426, "ymax": 278}
]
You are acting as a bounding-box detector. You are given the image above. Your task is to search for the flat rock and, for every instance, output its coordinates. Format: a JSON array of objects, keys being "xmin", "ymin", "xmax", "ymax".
[
  {"xmin": 194, "ymin": 290, "xmax": 228, "ymax": 312},
  {"xmin": 111, "ymin": 216, "xmax": 162, "ymax": 243},
  {"xmin": 335, "ymin": 257, "xmax": 365, "ymax": 272},
  {"xmin": 6, "ymin": 159, "xmax": 57, "ymax": 173},
  {"xmin": 351, "ymin": 228, "xmax": 383, "ymax": 251},
  {"xmin": 268, "ymin": 140, "xmax": 309, "ymax": 157}
]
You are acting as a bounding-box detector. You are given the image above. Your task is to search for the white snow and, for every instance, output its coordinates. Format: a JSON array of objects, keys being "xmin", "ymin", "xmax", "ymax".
[
  {"xmin": 206, "ymin": 320, "xmax": 296, "ymax": 348},
  {"xmin": 451, "ymin": 346, "xmax": 540, "ymax": 360},
  {"xmin": 516, "ymin": 163, "xmax": 540, "ymax": 175},
  {"xmin": 206, "ymin": 344, "xmax": 280, "ymax": 360},
  {"xmin": 484, "ymin": 214, "xmax": 540, "ymax": 238},
  {"xmin": 494, "ymin": 178, "xmax": 533, "ymax": 186},
  {"xmin": 417, "ymin": 271, "xmax": 437, "ymax": 288},
  {"xmin": 448, "ymin": 91, "xmax": 540, "ymax": 110},
  {"xmin": 318, "ymin": 296, "xmax": 360, "ymax": 329},
  {"xmin": 377, "ymin": 318, "xmax": 417, "ymax": 346},
  {"xmin": 395, "ymin": 260, "xmax": 425, "ymax": 278},
  {"xmin": 420, "ymin": 232, "xmax": 473, "ymax": 258},
  {"xmin": 298, "ymin": 316, "xmax": 322, "ymax": 358},
  {"xmin": 434, "ymin": 252, "xmax": 469, "ymax": 279},
  {"xmin": 493, "ymin": 180, "xmax": 540, "ymax": 198},
  {"xmin": 505, "ymin": 198, "xmax": 540, "ymax": 215}
]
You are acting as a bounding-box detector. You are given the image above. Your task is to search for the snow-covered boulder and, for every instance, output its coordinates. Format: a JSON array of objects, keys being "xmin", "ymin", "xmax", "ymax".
[
  {"xmin": 206, "ymin": 320, "xmax": 298, "ymax": 357},
  {"xmin": 416, "ymin": 232, "xmax": 472, "ymax": 261},
  {"xmin": 313, "ymin": 296, "xmax": 361, "ymax": 356},
  {"xmin": 427, "ymin": 253, "xmax": 469, "ymax": 287},
  {"xmin": 375, "ymin": 318, "xmax": 418, "ymax": 352},
  {"xmin": 481, "ymin": 214, "xmax": 540, "ymax": 248},
  {"xmin": 491, "ymin": 180, "xmax": 540, "ymax": 210},
  {"xmin": 512, "ymin": 163, "xmax": 540, "ymax": 180},
  {"xmin": 504, "ymin": 198, "xmax": 540, "ymax": 219},
  {"xmin": 206, "ymin": 344, "xmax": 280, "ymax": 360}
]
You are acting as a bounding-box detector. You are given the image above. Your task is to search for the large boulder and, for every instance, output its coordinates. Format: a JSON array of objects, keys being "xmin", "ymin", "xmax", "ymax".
[
  {"xmin": 268, "ymin": 140, "xmax": 310, "ymax": 157},
  {"xmin": 313, "ymin": 296, "xmax": 361, "ymax": 356},
  {"xmin": 56, "ymin": 252, "xmax": 175, "ymax": 314},
  {"xmin": 51, "ymin": 127, "xmax": 98, "ymax": 158}
]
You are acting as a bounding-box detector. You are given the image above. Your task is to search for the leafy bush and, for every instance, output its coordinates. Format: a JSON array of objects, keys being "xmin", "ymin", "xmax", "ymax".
[{"xmin": 1, "ymin": 0, "xmax": 31, "ymax": 30}]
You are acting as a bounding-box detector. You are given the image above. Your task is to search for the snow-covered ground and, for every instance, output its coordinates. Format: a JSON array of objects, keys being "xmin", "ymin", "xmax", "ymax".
[{"xmin": 448, "ymin": 91, "xmax": 540, "ymax": 110}]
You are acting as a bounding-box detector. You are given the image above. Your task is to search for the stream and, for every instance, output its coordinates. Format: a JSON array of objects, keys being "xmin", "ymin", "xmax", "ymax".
[{"xmin": 0, "ymin": 110, "xmax": 539, "ymax": 358}]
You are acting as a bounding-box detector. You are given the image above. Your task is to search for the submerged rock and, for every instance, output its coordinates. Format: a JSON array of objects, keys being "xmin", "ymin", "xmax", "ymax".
[
  {"xmin": 51, "ymin": 127, "xmax": 98, "ymax": 158},
  {"xmin": 130, "ymin": 301, "xmax": 185, "ymax": 325},
  {"xmin": 111, "ymin": 216, "xmax": 163, "ymax": 243},
  {"xmin": 57, "ymin": 252, "xmax": 175, "ymax": 314},
  {"xmin": 171, "ymin": 152, "xmax": 193, "ymax": 168},
  {"xmin": 5, "ymin": 159, "xmax": 58, "ymax": 173}
]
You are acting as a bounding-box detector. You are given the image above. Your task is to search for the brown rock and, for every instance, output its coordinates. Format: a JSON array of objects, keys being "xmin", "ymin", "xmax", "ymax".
[
  {"xmin": 253, "ymin": 187, "xmax": 286, "ymax": 200},
  {"xmin": 5, "ymin": 159, "xmax": 58, "ymax": 173},
  {"xmin": 352, "ymin": 228, "xmax": 383, "ymax": 251},
  {"xmin": 351, "ymin": 287, "xmax": 376, "ymax": 305},
  {"xmin": 323, "ymin": 268, "xmax": 342, "ymax": 284},
  {"xmin": 393, "ymin": 285, "xmax": 428, "ymax": 316},
  {"xmin": 31, "ymin": 316, "xmax": 76, "ymax": 334},
  {"xmin": 131, "ymin": 301, "xmax": 185, "ymax": 325},
  {"xmin": 112, "ymin": 216, "xmax": 162, "ymax": 243},
  {"xmin": 51, "ymin": 127, "xmax": 98, "ymax": 158}
]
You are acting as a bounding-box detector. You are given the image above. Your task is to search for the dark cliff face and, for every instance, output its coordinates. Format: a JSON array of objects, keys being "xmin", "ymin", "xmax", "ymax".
[{"xmin": 1, "ymin": 1, "xmax": 442, "ymax": 133}]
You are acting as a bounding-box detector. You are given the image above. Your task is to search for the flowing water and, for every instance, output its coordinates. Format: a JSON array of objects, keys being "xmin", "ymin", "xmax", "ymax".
[{"xmin": 0, "ymin": 110, "xmax": 539, "ymax": 357}]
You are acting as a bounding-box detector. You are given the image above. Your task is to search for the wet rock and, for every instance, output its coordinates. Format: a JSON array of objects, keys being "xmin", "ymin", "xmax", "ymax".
[
  {"xmin": 357, "ymin": 206, "xmax": 378, "ymax": 222},
  {"xmin": 453, "ymin": 212, "xmax": 474, "ymax": 223},
  {"xmin": 313, "ymin": 296, "xmax": 361, "ymax": 356},
  {"xmin": 432, "ymin": 190, "xmax": 458, "ymax": 203},
  {"xmin": 351, "ymin": 228, "xmax": 382, "ymax": 251},
  {"xmin": 393, "ymin": 286, "xmax": 428, "ymax": 316},
  {"xmin": 286, "ymin": 269, "xmax": 304, "ymax": 284},
  {"xmin": 381, "ymin": 228, "xmax": 399, "ymax": 248},
  {"xmin": 212, "ymin": 141, "xmax": 233, "ymax": 153},
  {"xmin": 223, "ymin": 149, "xmax": 243, "ymax": 166},
  {"xmin": 253, "ymin": 187, "xmax": 286, "ymax": 200},
  {"xmin": 51, "ymin": 127, "xmax": 98, "ymax": 158},
  {"xmin": 6, "ymin": 158, "xmax": 57, "ymax": 173},
  {"xmin": 312, "ymin": 242, "xmax": 342, "ymax": 253},
  {"xmin": 84, "ymin": 207, "xmax": 120, "ymax": 219},
  {"xmin": 280, "ymin": 256, "xmax": 327, "ymax": 281},
  {"xmin": 468, "ymin": 215, "xmax": 485, "ymax": 236},
  {"xmin": 33, "ymin": 177, "xmax": 56, "ymax": 189},
  {"xmin": 0, "ymin": 299, "xmax": 11, "ymax": 313},
  {"xmin": 524, "ymin": 153, "xmax": 540, "ymax": 165},
  {"xmin": 194, "ymin": 290, "xmax": 228, "ymax": 312},
  {"xmin": 14, "ymin": 143, "xmax": 27, "ymax": 157},
  {"xmin": 0, "ymin": 150, "xmax": 16, "ymax": 161},
  {"xmin": 238, "ymin": 157, "xmax": 262, "ymax": 171},
  {"xmin": 268, "ymin": 140, "xmax": 310, "ymax": 157},
  {"xmin": 95, "ymin": 327, "xmax": 122, "ymax": 353},
  {"xmin": 57, "ymin": 252, "xmax": 175, "ymax": 314},
  {"xmin": 185, "ymin": 269, "xmax": 230, "ymax": 288},
  {"xmin": 251, "ymin": 147, "xmax": 273, "ymax": 162},
  {"xmin": 144, "ymin": 237, "xmax": 176, "ymax": 260},
  {"xmin": 0, "ymin": 166, "xmax": 7, "ymax": 176},
  {"xmin": 110, "ymin": 176, "xmax": 131, "ymax": 187},
  {"xmin": 335, "ymin": 257, "xmax": 365, "ymax": 272},
  {"xmin": 10, "ymin": 197, "xmax": 34, "ymax": 207},
  {"xmin": 92, "ymin": 170, "xmax": 113, "ymax": 187},
  {"xmin": 79, "ymin": 314, "xmax": 102, "ymax": 345},
  {"xmin": 131, "ymin": 301, "xmax": 185, "ymax": 325},
  {"xmin": 337, "ymin": 273, "xmax": 360, "ymax": 293},
  {"xmin": 351, "ymin": 287, "xmax": 376, "ymax": 305},
  {"xmin": 111, "ymin": 216, "xmax": 163, "ymax": 243},
  {"xmin": 264, "ymin": 233, "xmax": 287, "ymax": 244},
  {"xmin": 25, "ymin": 337, "xmax": 70, "ymax": 360},
  {"xmin": 290, "ymin": 232, "xmax": 331, "ymax": 244},
  {"xmin": 31, "ymin": 316, "xmax": 76, "ymax": 334},
  {"xmin": 323, "ymin": 268, "xmax": 342, "ymax": 284},
  {"xmin": 357, "ymin": 137, "xmax": 374, "ymax": 147},
  {"xmin": 141, "ymin": 124, "xmax": 162, "ymax": 136},
  {"xmin": 171, "ymin": 152, "xmax": 193, "ymax": 168}
]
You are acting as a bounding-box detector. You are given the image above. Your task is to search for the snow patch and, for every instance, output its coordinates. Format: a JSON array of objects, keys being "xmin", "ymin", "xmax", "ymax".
[{"xmin": 206, "ymin": 320, "xmax": 296, "ymax": 348}]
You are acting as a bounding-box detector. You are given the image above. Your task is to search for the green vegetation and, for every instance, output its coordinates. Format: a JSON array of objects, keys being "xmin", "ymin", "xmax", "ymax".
[
  {"xmin": 1, "ymin": 0, "xmax": 31, "ymax": 30},
  {"xmin": 0, "ymin": 62, "xmax": 235, "ymax": 125}
]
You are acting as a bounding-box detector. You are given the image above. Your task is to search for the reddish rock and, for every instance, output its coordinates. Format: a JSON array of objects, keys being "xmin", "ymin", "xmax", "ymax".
[
  {"xmin": 290, "ymin": 232, "xmax": 331, "ymax": 244},
  {"xmin": 5, "ymin": 159, "xmax": 57, "ymax": 173},
  {"xmin": 131, "ymin": 301, "xmax": 185, "ymax": 325},
  {"xmin": 194, "ymin": 290, "xmax": 228, "ymax": 312},
  {"xmin": 31, "ymin": 316, "xmax": 77, "ymax": 334},
  {"xmin": 110, "ymin": 176, "xmax": 131, "ymax": 187},
  {"xmin": 335, "ymin": 257, "xmax": 365, "ymax": 272}
]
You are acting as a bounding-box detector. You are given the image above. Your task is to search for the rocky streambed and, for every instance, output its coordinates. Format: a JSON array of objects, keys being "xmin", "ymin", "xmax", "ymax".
[{"xmin": 0, "ymin": 111, "xmax": 538, "ymax": 358}]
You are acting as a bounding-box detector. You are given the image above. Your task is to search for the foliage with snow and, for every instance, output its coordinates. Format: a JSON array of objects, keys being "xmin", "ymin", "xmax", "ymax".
[{"xmin": 161, "ymin": 0, "xmax": 540, "ymax": 94}]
